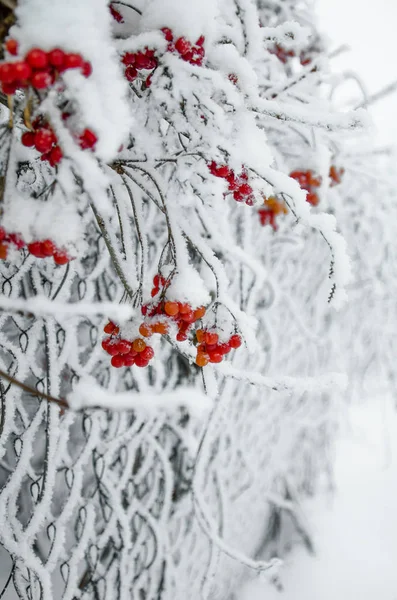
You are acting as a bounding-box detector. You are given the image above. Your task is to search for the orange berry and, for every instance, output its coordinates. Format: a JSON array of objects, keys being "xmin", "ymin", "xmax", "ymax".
[
  {"xmin": 152, "ymin": 322, "xmax": 169, "ymax": 335},
  {"xmin": 139, "ymin": 323, "xmax": 153, "ymax": 337},
  {"xmin": 205, "ymin": 331, "xmax": 219, "ymax": 345},
  {"xmin": 196, "ymin": 352, "xmax": 209, "ymax": 367},
  {"xmin": 196, "ymin": 329, "xmax": 205, "ymax": 343},
  {"xmin": 164, "ymin": 301, "xmax": 179, "ymax": 316},
  {"xmin": 178, "ymin": 303, "xmax": 191, "ymax": 315},
  {"xmin": 193, "ymin": 306, "xmax": 206, "ymax": 320},
  {"xmin": 132, "ymin": 338, "xmax": 146, "ymax": 353}
]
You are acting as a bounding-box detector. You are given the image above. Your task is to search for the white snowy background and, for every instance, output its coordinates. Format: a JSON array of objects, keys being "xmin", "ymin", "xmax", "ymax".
[{"xmin": 238, "ymin": 1, "xmax": 397, "ymax": 598}]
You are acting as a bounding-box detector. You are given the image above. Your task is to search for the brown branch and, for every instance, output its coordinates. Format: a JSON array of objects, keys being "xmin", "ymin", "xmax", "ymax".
[
  {"xmin": 0, "ymin": 0, "xmax": 16, "ymax": 10},
  {"xmin": 0, "ymin": 368, "xmax": 69, "ymax": 409}
]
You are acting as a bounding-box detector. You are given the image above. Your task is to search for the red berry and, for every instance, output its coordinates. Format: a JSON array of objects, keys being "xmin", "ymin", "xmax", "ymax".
[
  {"xmin": 48, "ymin": 48, "xmax": 66, "ymax": 68},
  {"xmin": 125, "ymin": 65, "xmax": 138, "ymax": 82},
  {"xmin": 34, "ymin": 129, "xmax": 55, "ymax": 153},
  {"xmin": 64, "ymin": 53, "xmax": 83, "ymax": 70},
  {"xmin": 28, "ymin": 241, "xmax": 46, "ymax": 258},
  {"xmin": 205, "ymin": 331, "xmax": 219, "ymax": 345},
  {"xmin": 54, "ymin": 250, "xmax": 69, "ymax": 265},
  {"xmin": 81, "ymin": 61, "xmax": 92, "ymax": 77},
  {"xmin": 134, "ymin": 52, "xmax": 152, "ymax": 70},
  {"xmin": 164, "ymin": 301, "xmax": 179, "ymax": 316},
  {"xmin": 175, "ymin": 37, "xmax": 191, "ymax": 56},
  {"xmin": 208, "ymin": 351, "xmax": 223, "ymax": 363},
  {"xmin": 12, "ymin": 61, "xmax": 32, "ymax": 81},
  {"xmin": 104, "ymin": 321, "xmax": 117, "ymax": 334},
  {"xmin": 162, "ymin": 28, "xmax": 174, "ymax": 42},
  {"xmin": 5, "ymin": 39, "xmax": 18, "ymax": 56},
  {"xmin": 141, "ymin": 346, "xmax": 154, "ymax": 361},
  {"xmin": 79, "ymin": 128, "xmax": 97, "ymax": 150},
  {"xmin": 176, "ymin": 332, "xmax": 187, "ymax": 342},
  {"xmin": 180, "ymin": 310, "xmax": 195, "ymax": 323},
  {"xmin": 31, "ymin": 70, "xmax": 52, "ymax": 90},
  {"xmin": 106, "ymin": 341, "xmax": 121, "ymax": 356},
  {"xmin": 153, "ymin": 274, "xmax": 165, "ymax": 287},
  {"xmin": 111, "ymin": 355, "xmax": 125, "ymax": 368},
  {"xmin": 21, "ymin": 132, "xmax": 35, "ymax": 147},
  {"xmin": 26, "ymin": 48, "xmax": 48, "ymax": 70},
  {"xmin": 1, "ymin": 82, "xmax": 17, "ymax": 95},
  {"xmin": 122, "ymin": 53, "xmax": 136, "ymax": 66},
  {"xmin": 306, "ymin": 192, "xmax": 319, "ymax": 206},
  {"xmin": 0, "ymin": 243, "xmax": 8, "ymax": 260},
  {"xmin": 41, "ymin": 239, "xmax": 56, "ymax": 256},
  {"xmin": 0, "ymin": 228, "xmax": 6, "ymax": 242},
  {"xmin": 238, "ymin": 183, "xmax": 253, "ymax": 197},
  {"xmin": 9, "ymin": 233, "xmax": 25, "ymax": 249},
  {"xmin": 196, "ymin": 35, "xmax": 205, "ymax": 47},
  {"xmin": 123, "ymin": 354, "xmax": 136, "ymax": 367},
  {"xmin": 229, "ymin": 334, "xmax": 242, "ymax": 349},
  {"xmin": 134, "ymin": 354, "xmax": 150, "ymax": 367},
  {"xmin": 117, "ymin": 340, "xmax": 132, "ymax": 355},
  {"xmin": 0, "ymin": 63, "xmax": 15, "ymax": 84},
  {"xmin": 218, "ymin": 343, "xmax": 231, "ymax": 355},
  {"xmin": 48, "ymin": 145, "xmax": 63, "ymax": 166}
]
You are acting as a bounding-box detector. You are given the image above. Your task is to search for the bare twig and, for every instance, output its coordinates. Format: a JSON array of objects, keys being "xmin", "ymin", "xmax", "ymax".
[{"xmin": 0, "ymin": 368, "xmax": 68, "ymax": 409}]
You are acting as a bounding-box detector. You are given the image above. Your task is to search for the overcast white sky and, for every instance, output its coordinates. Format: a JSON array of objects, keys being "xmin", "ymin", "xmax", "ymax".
[{"xmin": 316, "ymin": 0, "xmax": 397, "ymax": 146}]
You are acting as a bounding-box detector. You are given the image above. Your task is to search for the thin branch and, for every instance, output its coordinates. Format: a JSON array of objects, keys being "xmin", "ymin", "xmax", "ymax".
[{"xmin": 0, "ymin": 368, "xmax": 68, "ymax": 409}]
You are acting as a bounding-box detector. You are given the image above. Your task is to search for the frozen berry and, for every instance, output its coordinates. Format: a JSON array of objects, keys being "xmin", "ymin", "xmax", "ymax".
[
  {"xmin": 175, "ymin": 37, "xmax": 191, "ymax": 56},
  {"xmin": 28, "ymin": 241, "xmax": 46, "ymax": 258},
  {"xmin": 164, "ymin": 301, "xmax": 179, "ymax": 316},
  {"xmin": 152, "ymin": 322, "xmax": 168, "ymax": 335},
  {"xmin": 139, "ymin": 323, "xmax": 152, "ymax": 337},
  {"xmin": 12, "ymin": 61, "xmax": 32, "ymax": 81},
  {"xmin": 81, "ymin": 61, "xmax": 92, "ymax": 77},
  {"xmin": 54, "ymin": 250, "xmax": 69, "ymax": 265},
  {"xmin": 135, "ymin": 354, "xmax": 150, "ymax": 367},
  {"xmin": 31, "ymin": 71, "xmax": 52, "ymax": 90},
  {"xmin": 193, "ymin": 306, "xmax": 206, "ymax": 320},
  {"xmin": 125, "ymin": 65, "xmax": 138, "ymax": 82},
  {"xmin": 111, "ymin": 355, "xmax": 125, "ymax": 368},
  {"xmin": 141, "ymin": 346, "xmax": 154, "ymax": 360},
  {"xmin": 26, "ymin": 48, "xmax": 48, "ymax": 70},
  {"xmin": 0, "ymin": 63, "xmax": 15, "ymax": 84},
  {"xmin": 41, "ymin": 239, "xmax": 56, "ymax": 257},
  {"xmin": 196, "ymin": 352, "xmax": 209, "ymax": 367},
  {"xmin": 132, "ymin": 338, "xmax": 146, "ymax": 353},
  {"xmin": 34, "ymin": 129, "xmax": 55, "ymax": 153},
  {"xmin": 104, "ymin": 321, "xmax": 117, "ymax": 334},
  {"xmin": 5, "ymin": 39, "xmax": 18, "ymax": 56},
  {"xmin": 117, "ymin": 340, "xmax": 132, "ymax": 355},
  {"xmin": 229, "ymin": 334, "xmax": 242, "ymax": 349},
  {"xmin": 79, "ymin": 128, "xmax": 97, "ymax": 150},
  {"xmin": 21, "ymin": 132, "xmax": 35, "ymax": 147},
  {"xmin": 208, "ymin": 351, "xmax": 223, "ymax": 363},
  {"xmin": 205, "ymin": 331, "xmax": 219, "ymax": 345},
  {"xmin": 162, "ymin": 28, "xmax": 174, "ymax": 42},
  {"xmin": 48, "ymin": 145, "xmax": 63, "ymax": 166},
  {"xmin": 64, "ymin": 53, "xmax": 83, "ymax": 70}
]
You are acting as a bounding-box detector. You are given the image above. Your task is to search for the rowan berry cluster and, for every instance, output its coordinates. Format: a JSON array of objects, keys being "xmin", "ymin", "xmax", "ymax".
[
  {"xmin": 122, "ymin": 48, "xmax": 158, "ymax": 87},
  {"xmin": 0, "ymin": 40, "xmax": 92, "ymax": 95},
  {"xmin": 208, "ymin": 162, "xmax": 255, "ymax": 205},
  {"xmin": 290, "ymin": 170, "xmax": 321, "ymax": 206},
  {"xmin": 195, "ymin": 329, "xmax": 242, "ymax": 367},
  {"xmin": 0, "ymin": 227, "xmax": 70, "ymax": 264},
  {"xmin": 162, "ymin": 28, "xmax": 205, "ymax": 66},
  {"xmin": 140, "ymin": 275, "xmax": 206, "ymax": 342},
  {"xmin": 258, "ymin": 196, "xmax": 288, "ymax": 230},
  {"xmin": 21, "ymin": 118, "xmax": 97, "ymax": 166},
  {"xmin": 102, "ymin": 322, "xmax": 155, "ymax": 368}
]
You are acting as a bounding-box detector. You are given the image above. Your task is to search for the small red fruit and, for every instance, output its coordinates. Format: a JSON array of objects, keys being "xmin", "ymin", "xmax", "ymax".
[
  {"xmin": 21, "ymin": 132, "xmax": 35, "ymax": 147},
  {"xmin": 134, "ymin": 354, "xmax": 149, "ymax": 367},
  {"xmin": 208, "ymin": 351, "xmax": 223, "ymax": 363},
  {"xmin": 117, "ymin": 340, "xmax": 132, "ymax": 355},
  {"xmin": 152, "ymin": 322, "xmax": 168, "ymax": 335},
  {"xmin": 104, "ymin": 321, "xmax": 117, "ymax": 334},
  {"xmin": 229, "ymin": 334, "xmax": 242, "ymax": 349},
  {"xmin": 28, "ymin": 241, "xmax": 46, "ymax": 258},
  {"xmin": 176, "ymin": 332, "xmax": 187, "ymax": 342},
  {"xmin": 48, "ymin": 48, "xmax": 66, "ymax": 68},
  {"xmin": 175, "ymin": 37, "xmax": 191, "ymax": 56},
  {"xmin": 205, "ymin": 331, "xmax": 219, "ymax": 345},
  {"xmin": 54, "ymin": 250, "xmax": 69, "ymax": 265},
  {"xmin": 26, "ymin": 48, "xmax": 48, "ymax": 70},
  {"xmin": 196, "ymin": 352, "xmax": 209, "ymax": 367},
  {"xmin": 125, "ymin": 65, "xmax": 138, "ymax": 82},
  {"xmin": 31, "ymin": 71, "xmax": 52, "ymax": 90},
  {"xmin": 123, "ymin": 354, "xmax": 136, "ymax": 367},
  {"xmin": 5, "ymin": 39, "xmax": 18, "ymax": 56},
  {"xmin": 132, "ymin": 338, "xmax": 146, "ymax": 353},
  {"xmin": 12, "ymin": 61, "xmax": 32, "ymax": 81},
  {"xmin": 41, "ymin": 239, "xmax": 55, "ymax": 257},
  {"xmin": 79, "ymin": 128, "xmax": 97, "ymax": 150},
  {"xmin": 34, "ymin": 129, "xmax": 55, "ymax": 153},
  {"xmin": 0, "ymin": 63, "xmax": 15, "ymax": 84},
  {"xmin": 139, "ymin": 323, "xmax": 152, "ymax": 337},
  {"xmin": 64, "ymin": 53, "xmax": 83, "ymax": 70},
  {"xmin": 81, "ymin": 61, "xmax": 92, "ymax": 77},
  {"xmin": 141, "ymin": 346, "xmax": 154, "ymax": 361},
  {"xmin": 48, "ymin": 145, "xmax": 63, "ymax": 166},
  {"xmin": 162, "ymin": 28, "xmax": 174, "ymax": 42},
  {"xmin": 111, "ymin": 355, "xmax": 125, "ymax": 368}
]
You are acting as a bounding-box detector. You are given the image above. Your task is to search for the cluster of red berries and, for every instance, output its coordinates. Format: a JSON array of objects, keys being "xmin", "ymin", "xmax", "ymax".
[
  {"xmin": 195, "ymin": 329, "xmax": 242, "ymax": 367},
  {"xmin": 162, "ymin": 28, "xmax": 205, "ymax": 66},
  {"xmin": 0, "ymin": 227, "xmax": 70, "ymax": 264},
  {"xmin": 0, "ymin": 40, "xmax": 92, "ymax": 95},
  {"xmin": 290, "ymin": 170, "xmax": 321, "ymax": 206},
  {"xmin": 21, "ymin": 119, "xmax": 62, "ymax": 166},
  {"xmin": 208, "ymin": 162, "xmax": 255, "ymax": 205},
  {"xmin": 21, "ymin": 117, "xmax": 97, "ymax": 166},
  {"xmin": 269, "ymin": 44, "xmax": 314, "ymax": 67},
  {"xmin": 102, "ymin": 321, "xmax": 154, "ymax": 368},
  {"xmin": 122, "ymin": 48, "xmax": 158, "ymax": 87},
  {"xmin": 140, "ymin": 275, "xmax": 206, "ymax": 342},
  {"xmin": 258, "ymin": 196, "xmax": 288, "ymax": 231}
]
